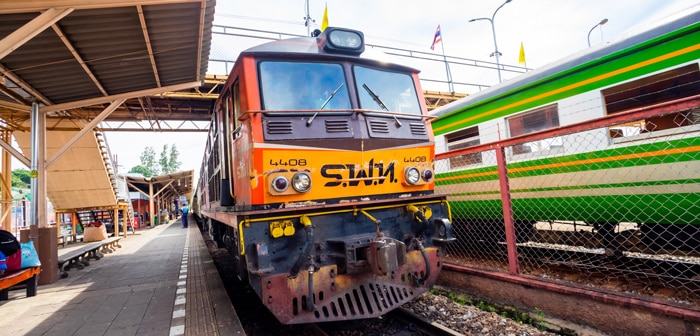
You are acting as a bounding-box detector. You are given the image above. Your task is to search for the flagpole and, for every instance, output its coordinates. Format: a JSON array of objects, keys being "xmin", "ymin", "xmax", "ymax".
[
  {"xmin": 304, "ymin": 0, "xmax": 311, "ymax": 36},
  {"xmin": 439, "ymin": 37, "xmax": 454, "ymax": 93}
]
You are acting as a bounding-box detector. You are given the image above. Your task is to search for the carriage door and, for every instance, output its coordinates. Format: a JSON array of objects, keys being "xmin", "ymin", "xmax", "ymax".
[{"xmin": 223, "ymin": 80, "xmax": 241, "ymax": 205}]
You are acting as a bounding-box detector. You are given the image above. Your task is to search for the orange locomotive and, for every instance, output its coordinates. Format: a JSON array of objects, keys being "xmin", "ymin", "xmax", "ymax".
[{"xmin": 195, "ymin": 27, "xmax": 454, "ymax": 324}]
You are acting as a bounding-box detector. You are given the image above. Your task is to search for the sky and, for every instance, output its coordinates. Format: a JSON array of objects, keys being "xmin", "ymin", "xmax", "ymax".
[{"xmin": 103, "ymin": 0, "xmax": 698, "ymax": 178}]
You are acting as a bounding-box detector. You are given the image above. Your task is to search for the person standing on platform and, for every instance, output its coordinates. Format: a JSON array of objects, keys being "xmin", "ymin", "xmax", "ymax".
[{"xmin": 181, "ymin": 204, "xmax": 189, "ymax": 228}]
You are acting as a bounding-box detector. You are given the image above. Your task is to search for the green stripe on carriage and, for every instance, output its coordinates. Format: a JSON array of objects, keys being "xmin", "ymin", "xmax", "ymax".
[
  {"xmin": 436, "ymin": 138, "xmax": 700, "ymax": 185},
  {"xmin": 448, "ymin": 193, "xmax": 700, "ymax": 225},
  {"xmin": 432, "ymin": 23, "xmax": 700, "ymax": 135},
  {"xmin": 449, "ymin": 178, "xmax": 700, "ymax": 196}
]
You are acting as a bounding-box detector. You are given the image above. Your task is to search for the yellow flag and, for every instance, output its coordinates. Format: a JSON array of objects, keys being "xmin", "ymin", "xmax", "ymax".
[
  {"xmin": 321, "ymin": 4, "xmax": 329, "ymax": 31},
  {"xmin": 518, "ymin": 42, "xmax": 526, "ymax": 66}
]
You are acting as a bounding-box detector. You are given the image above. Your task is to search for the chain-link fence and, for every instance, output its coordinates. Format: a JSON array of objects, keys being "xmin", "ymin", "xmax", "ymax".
[{"xmin": 435, "ymin": 99, "xmax": 700, "ymax": 307}]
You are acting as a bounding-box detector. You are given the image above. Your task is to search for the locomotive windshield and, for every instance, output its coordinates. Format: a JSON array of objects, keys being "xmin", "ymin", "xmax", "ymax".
[
  {"xmin": 258, "ymin": 61, "xmax": 422, "ymax": 116},
  {"xmin": 259, "ymin": 61, "xmax": 351, "ymax": 111},
  {"xmin": 354, "ymin": 65, "xmax": 422, "ymax": 115}
]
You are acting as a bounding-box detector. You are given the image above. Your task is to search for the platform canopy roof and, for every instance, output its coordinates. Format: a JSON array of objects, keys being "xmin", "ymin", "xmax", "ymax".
[
  {"xmin": 0, "ymin": 0, "xmax": 217, "ymax": 133},
  {"xmin": 125, "ymin": 170, "xmax": 194, "ymax": 203}
]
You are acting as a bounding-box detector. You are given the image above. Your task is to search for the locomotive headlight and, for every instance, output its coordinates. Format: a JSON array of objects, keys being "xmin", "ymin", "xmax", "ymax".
[
  {"xmin": 422, "ymin": 169, "xmax": 434, "ymax": 182},
  {"xmin": 405, "ymin": 167, "xmax": 421, "ymax": 185},
  {"xmin": 320, "ymin": 28, "xmax": 365, "ymax": 55},
  {"xmin": 272, "ymin": 176, "xmax": 289, "ymax": 192},
  {"xmin": 292, "ymin": 172, "xmax": 311, "ymax": 192},
  {"xmin": 329, "ymin": 30, "xmax": 363, "ymax": 49}
]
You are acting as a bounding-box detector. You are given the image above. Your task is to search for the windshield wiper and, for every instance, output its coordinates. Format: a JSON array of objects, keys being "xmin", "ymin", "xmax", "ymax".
[
  {"xmin": 362, "ymin": 83, "xmax": 402, "ymax": 127},
  {"xmin": 307, "ymin": 83, "xmax": 345, "ymax": 126}
]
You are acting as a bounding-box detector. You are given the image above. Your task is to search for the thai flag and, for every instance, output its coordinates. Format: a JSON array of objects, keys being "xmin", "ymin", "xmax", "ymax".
[{"xmin": 430, "ymin": 25, "xmax": 442, "ymax": 50}]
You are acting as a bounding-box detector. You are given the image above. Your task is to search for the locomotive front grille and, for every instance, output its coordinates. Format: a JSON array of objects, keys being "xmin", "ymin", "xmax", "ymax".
[
  {"xmin": 267, "ymin": 120, "xmax": 293, "ymax": 134},
  {"xmin": 293, "ymin": 281, "xmax": 418, "ymax": 323},
  {"xmin": 409, "ymin": 122, "xmax": 427, "ymax": 135},
  {"xmin": 368, "ymin": 119, "xmax": 390, "ymax": 133},
  {"xmin": 325, "ymin": 119, "xmax": 350, "ymax": 133}
]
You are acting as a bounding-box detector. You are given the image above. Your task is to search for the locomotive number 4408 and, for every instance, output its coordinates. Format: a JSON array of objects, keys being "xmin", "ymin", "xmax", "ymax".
[{"xmin": 269, "ymin": 159, "xmax": 307, "ymax": 167}]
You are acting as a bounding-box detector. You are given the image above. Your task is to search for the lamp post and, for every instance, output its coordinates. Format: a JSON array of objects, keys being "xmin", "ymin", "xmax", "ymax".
[
  {"xmin": 587, "ymin": 18, "xmax": 609, "ymax": 47},
  {"xmin": 469, "ymin": 0, "xmax": 512, "ymax": 83}
]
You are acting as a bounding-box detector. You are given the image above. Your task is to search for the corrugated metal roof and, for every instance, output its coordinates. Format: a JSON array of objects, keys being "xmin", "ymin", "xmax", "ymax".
[
  {"xmin": 0, "ymin": 1, "xmax": 213, "ymax": 212},
  {"xmin": 0, "ymin": 0, "xmax": 215, "ymax": 127}
]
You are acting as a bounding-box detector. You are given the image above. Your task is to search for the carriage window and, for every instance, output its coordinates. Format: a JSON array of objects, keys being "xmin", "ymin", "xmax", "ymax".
[
  {"xmin": 445, "ymin": 126, "xmax": 482, "ymax": 166},
  {"xmin": 354, "ymin": 66, "xmax": 421, "ymax": 115},
  {"xmin": 259, "ymin": 62, "xmax": 351, "ymax": 111},
  {"xmin": 507, "ymin": 103, "xmax": 561, "ymax": 155},
  {"xmin": 604, "ymin": 64, "xmax": 700, "ymax": 138}
]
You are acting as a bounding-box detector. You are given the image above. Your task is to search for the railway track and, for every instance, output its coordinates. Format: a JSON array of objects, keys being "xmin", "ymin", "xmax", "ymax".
[
  {"xmin": 388, "ymin": 307, "xmax": 465, "ymax": 336},
  {"xmin": 304, "ymin": 307, "xmax": 468, "ymax": 336}
]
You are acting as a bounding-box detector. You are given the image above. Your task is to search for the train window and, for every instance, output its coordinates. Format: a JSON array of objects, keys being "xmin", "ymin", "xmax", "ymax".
[
  {"xmin": 445, "ymin": 126, "xmax": 482, "ymax": 166},
  {"xmin": 259, "ymin": 62, "xmax": 351, "ymax": 111},
  {"xmin": 604, "ymin": 63, "xmax": 700, "ymax": 137},
  {"xmin": 507, "ymin": 103, "xmax": 562, "ymax": 155},
  {"xmin": 230, "ymin": 81, "xmax": 241, "ymax": 135},
  {"xmin": 354, "ymin": 66, "xmax": 421, "ymax": 116}
]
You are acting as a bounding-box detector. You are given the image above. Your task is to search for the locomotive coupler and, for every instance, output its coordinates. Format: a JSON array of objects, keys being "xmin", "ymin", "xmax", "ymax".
[{"xmin": 367, "ymin": 234, "xmax": 407, "ymax": 276}]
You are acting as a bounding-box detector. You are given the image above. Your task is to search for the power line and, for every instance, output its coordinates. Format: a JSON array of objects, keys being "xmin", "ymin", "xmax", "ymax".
[{"xmin": 214, "ymin": 13, "xmax": 303, "ymax": 27}]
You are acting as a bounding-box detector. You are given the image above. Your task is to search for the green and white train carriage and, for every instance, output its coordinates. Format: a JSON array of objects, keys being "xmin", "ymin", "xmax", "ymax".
[{"xmin": 430, "ymin": 7, "xmax": 700, "ymax": 251}]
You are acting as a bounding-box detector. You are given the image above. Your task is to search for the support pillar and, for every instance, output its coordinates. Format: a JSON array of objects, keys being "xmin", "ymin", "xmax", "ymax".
[
  {"xmin": 1, "ymin": 130, "xmax": 12, "ymax": 232},
  {"xmin": 122, "ymin": 205, "xmax": 128, "ymax": 238},
  {"xmin": 113, "ymin": 207, "xmax": 119, "ymax": 237},
  {"xmin": 29, "ymin": 102, "xmax": 58, "ymax": 285},
  {"xmin": 149, "ymin": 183, "xmax": 154, "ymax": 227}
]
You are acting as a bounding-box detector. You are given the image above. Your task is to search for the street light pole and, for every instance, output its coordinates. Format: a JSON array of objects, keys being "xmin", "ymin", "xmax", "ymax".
[
  {"xmin": 469, "ymin": 0, "xmax": 512, "ymax": 83},
  {"xmin": 587, "ymin": 18, "xmax": 609, "ymax": 47}
]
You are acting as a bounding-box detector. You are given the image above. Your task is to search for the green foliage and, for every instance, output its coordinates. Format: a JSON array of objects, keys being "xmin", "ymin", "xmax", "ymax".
[
  {"xmin": 533, "ymin": 307, "xmax": 547, "ymax": 330},
  {"xmin": 12, "ymin": 168, "xmax": 31, "ymax": 188},
  {"xmin": 129, "ymin": 165, "xmax": 153, "ymax": 177},
  {"xmin": 159, "ymin": 144, "xmax": 169, "ymax": 174},
  {"xmin": 439, "ymin": 290, "xmax": 569, "ymax": 334},
  {"xmin": 168, "ymin": 144, "xmax": 181, "ymax": 173},
  {"xmin": 139, "ymin": 146, "xmax": 159, "ymax": 176},
  {"xmin": 129, "ymin": 144, "xmax": 182, "ymax": 176}
]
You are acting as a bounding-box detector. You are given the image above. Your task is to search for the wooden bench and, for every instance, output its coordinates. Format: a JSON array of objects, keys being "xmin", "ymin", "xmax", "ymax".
[
  {"xmin": 57, "ymin": 233, "xmax": 70, "ymax": 248},
  {"xmin": 100, "ymin": 236, "xmax": 122, "ymax": 254},
  {"xmin": 0, "ymin": 266, "xmax": 41, "ymax": 300},
  {"xmin": 57, "ymin": 242, "xmax": 103, "ymax": 278}
]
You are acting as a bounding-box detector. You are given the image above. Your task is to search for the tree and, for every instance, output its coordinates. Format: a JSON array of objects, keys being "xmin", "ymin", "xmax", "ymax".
[
  {"xmin": 128, "ymin": 146, "xmax": 159, "ymax": 177},
  {"xmin": 128, "ymin": 165, "xmax": 152, "ymax": 177},
  {"xmin": 141, "ymin": 146, "xmax": 159, "ymax": 175},
  {"xmin": 128, "ymin": 144, "xmax": 181, "ymax": 176},
  {"xmin": 168, "ymin": 144, "xmax": 182, "ymax": 173},
  {"xmin": 159, "ymin": 144, "xmax": 169, "ymax": 174},
  {"xmin": 157, "ymin": 144, "xmax": 182, "ymax": 174},
  {"xmin": 12, "ymin": 168, "xmax": 31, "ymax": 188}
]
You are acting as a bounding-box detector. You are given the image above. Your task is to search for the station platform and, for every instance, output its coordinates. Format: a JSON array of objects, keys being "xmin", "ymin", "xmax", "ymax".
[{"xmin": 0, "ymin": 219, "xmax": 244, "ymax": 336}]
